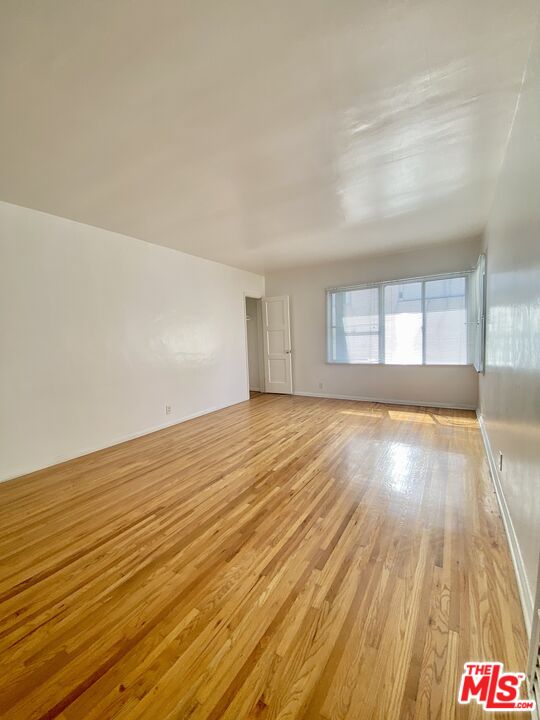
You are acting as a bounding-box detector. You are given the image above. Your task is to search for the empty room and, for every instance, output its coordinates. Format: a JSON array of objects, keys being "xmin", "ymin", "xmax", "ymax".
[{"xmin": 1, "ymin": 2, "xmax": 539, "ymax": 719}]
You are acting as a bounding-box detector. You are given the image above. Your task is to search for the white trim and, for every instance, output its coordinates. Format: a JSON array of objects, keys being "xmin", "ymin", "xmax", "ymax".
[
  {"xmin": 243, "ymin": 292, "xmax": 265, "ymax": 400},
  {"xmin": 293, "ymin": 390, "xmax": 476, "ymax": 410},
  {"xmin": 421, "ymin": 278, "xmax": 426, "ymax": 365},
  {"xmin": 242, "ymin": 291, "xmax": 251, "ymax": 401},
  {"xmin": 0, "ymin": 399, "xmax": 245, "ymax": 484},
  {"xmin": 326, "ymin": 268, "xmax": 473, "ymax": 293},
  {"xmin": 476, "ymin": 410, "xmax": 533, "ymax": 636}
]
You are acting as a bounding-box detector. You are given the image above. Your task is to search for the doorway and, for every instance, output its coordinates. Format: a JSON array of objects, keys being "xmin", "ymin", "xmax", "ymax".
[{"xmin": 245, "ymin": 296, "xmax": 265, "ymax": 395}]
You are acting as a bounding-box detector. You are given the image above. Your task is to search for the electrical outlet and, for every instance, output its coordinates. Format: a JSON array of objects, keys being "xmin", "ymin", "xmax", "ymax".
[
  {"xmin": 165, "ymin": 404, "xmax": 172, "ymax": 415},
  {"xmin": 498, "ymin": 451, "xmax": 503, "ymax": 472}
]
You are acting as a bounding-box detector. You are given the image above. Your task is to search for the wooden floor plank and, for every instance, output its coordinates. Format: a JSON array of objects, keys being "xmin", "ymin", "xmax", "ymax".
[{"xmin": 0, "ymin": 394, "xmax": 528, "ymax": 719}]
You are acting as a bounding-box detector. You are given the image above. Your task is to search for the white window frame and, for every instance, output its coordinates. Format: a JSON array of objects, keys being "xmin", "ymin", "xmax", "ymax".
[
  {"xmin": 469, "ymin": 254, "xmax": 486, "ymax": 373},
  {"xmin": 326, "ymin": 271, "xmax": 472, "ymax": 366}
]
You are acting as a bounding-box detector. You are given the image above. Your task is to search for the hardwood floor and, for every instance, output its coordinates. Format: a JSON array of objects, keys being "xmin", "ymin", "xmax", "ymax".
[{"xmin": 0, "ymin": 394, "xmax": 528, "ymax": 719}]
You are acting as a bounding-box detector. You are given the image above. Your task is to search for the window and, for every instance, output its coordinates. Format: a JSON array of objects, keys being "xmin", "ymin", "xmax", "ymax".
[
  {"xmin": 328, "ymin": 286, "xmax": 379, "ymax": 363},
  {"xmin": 468, "ymin": 254, "xmax": 486, "ymax": 372},
  {"xmin": 384, "ymin": 282, "xmax": 423, "ymax": 364},
  {"xmin": 327, "ymin": 271, "xmax": 472, "ymax": 365},
  {"xmin": 425, "ymin": 277, "xmax": 467, "ymax": 364}
]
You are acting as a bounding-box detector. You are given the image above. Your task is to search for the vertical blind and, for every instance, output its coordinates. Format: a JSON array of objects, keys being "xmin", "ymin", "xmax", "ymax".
[{"xmin": 327, "ymin": 264, "xmax": 486, "ymax": 367}]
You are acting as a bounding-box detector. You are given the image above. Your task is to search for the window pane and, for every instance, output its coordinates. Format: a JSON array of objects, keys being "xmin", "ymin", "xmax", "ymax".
[
  {"xmin": 329, "ymin": 287, "xmax": 379, "ymax": 363},
  {"xmin": 425, "ymin": 277, "xmax": 467, "ymax": 364},
  {"xmin": 384, "ymin": 282, "xmax": 423, "ymax": 364}
]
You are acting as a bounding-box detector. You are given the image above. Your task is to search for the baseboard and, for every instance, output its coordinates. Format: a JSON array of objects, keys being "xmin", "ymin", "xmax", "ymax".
[
  {"xmin": 293, "ymin": 390, "xmax": 477, "ymax": 411},
  {"xmin": 476, "ymin": 410, "xmax": 533, "ymax": 636},
  {"xmin": 0, "ymin": 398, "xmax": 245, "ymax": 484}
]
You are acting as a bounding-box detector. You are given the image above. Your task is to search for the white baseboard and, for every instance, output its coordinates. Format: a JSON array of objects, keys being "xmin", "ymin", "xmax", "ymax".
[
  {"xmin": 293, "ymin": 390, "xmax": 476, "ymax": 411},
  {"xmin": 0, "ymin": 398, "xmax": 245, "ymax": 484},
  {"xmin": 476, "ymin": 410, "xmax": 533, "ymax": 636}
]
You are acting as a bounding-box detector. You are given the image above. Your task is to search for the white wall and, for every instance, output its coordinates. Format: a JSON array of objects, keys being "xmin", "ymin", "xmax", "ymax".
[
  {"xmin": 265, "ymin": 238, "xmax": 481, "ymax": 409},
  {"xmin": 0, "ymin": 201, "xmax": 264, "ymax": 481},
  {"xmin": 478, "ymin": 23, "xmax": 540, "ymax": 634}
]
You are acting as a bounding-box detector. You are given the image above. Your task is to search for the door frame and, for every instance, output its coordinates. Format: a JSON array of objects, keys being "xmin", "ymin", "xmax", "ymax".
[{"xmin": 243, "ymin": 292, "xmax": 265, "ymax": 399}]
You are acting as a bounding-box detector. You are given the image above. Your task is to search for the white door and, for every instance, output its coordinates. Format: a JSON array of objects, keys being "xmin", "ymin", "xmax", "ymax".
[{"xmin": 262, "ymin": 296, "xmax": 292, "ymax": 394}]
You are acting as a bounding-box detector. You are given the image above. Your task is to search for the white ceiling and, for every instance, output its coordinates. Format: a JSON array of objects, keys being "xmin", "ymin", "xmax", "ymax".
[{"xmin": 0, "ymin": 1, "xmax": 537, "ymax": 273}]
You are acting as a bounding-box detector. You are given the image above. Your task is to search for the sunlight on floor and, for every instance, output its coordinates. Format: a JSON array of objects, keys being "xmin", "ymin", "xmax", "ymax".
[
  {"xmin": 388, "ymin": 410, "xmax": 435, "ymax": 424},
  {"xmin": 433, "ymin": 415, "xmax": 478, "ymax": 428},
  {"xmin": 340, "ymin": 409, "xmax": 384, "ymax": 418}
]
